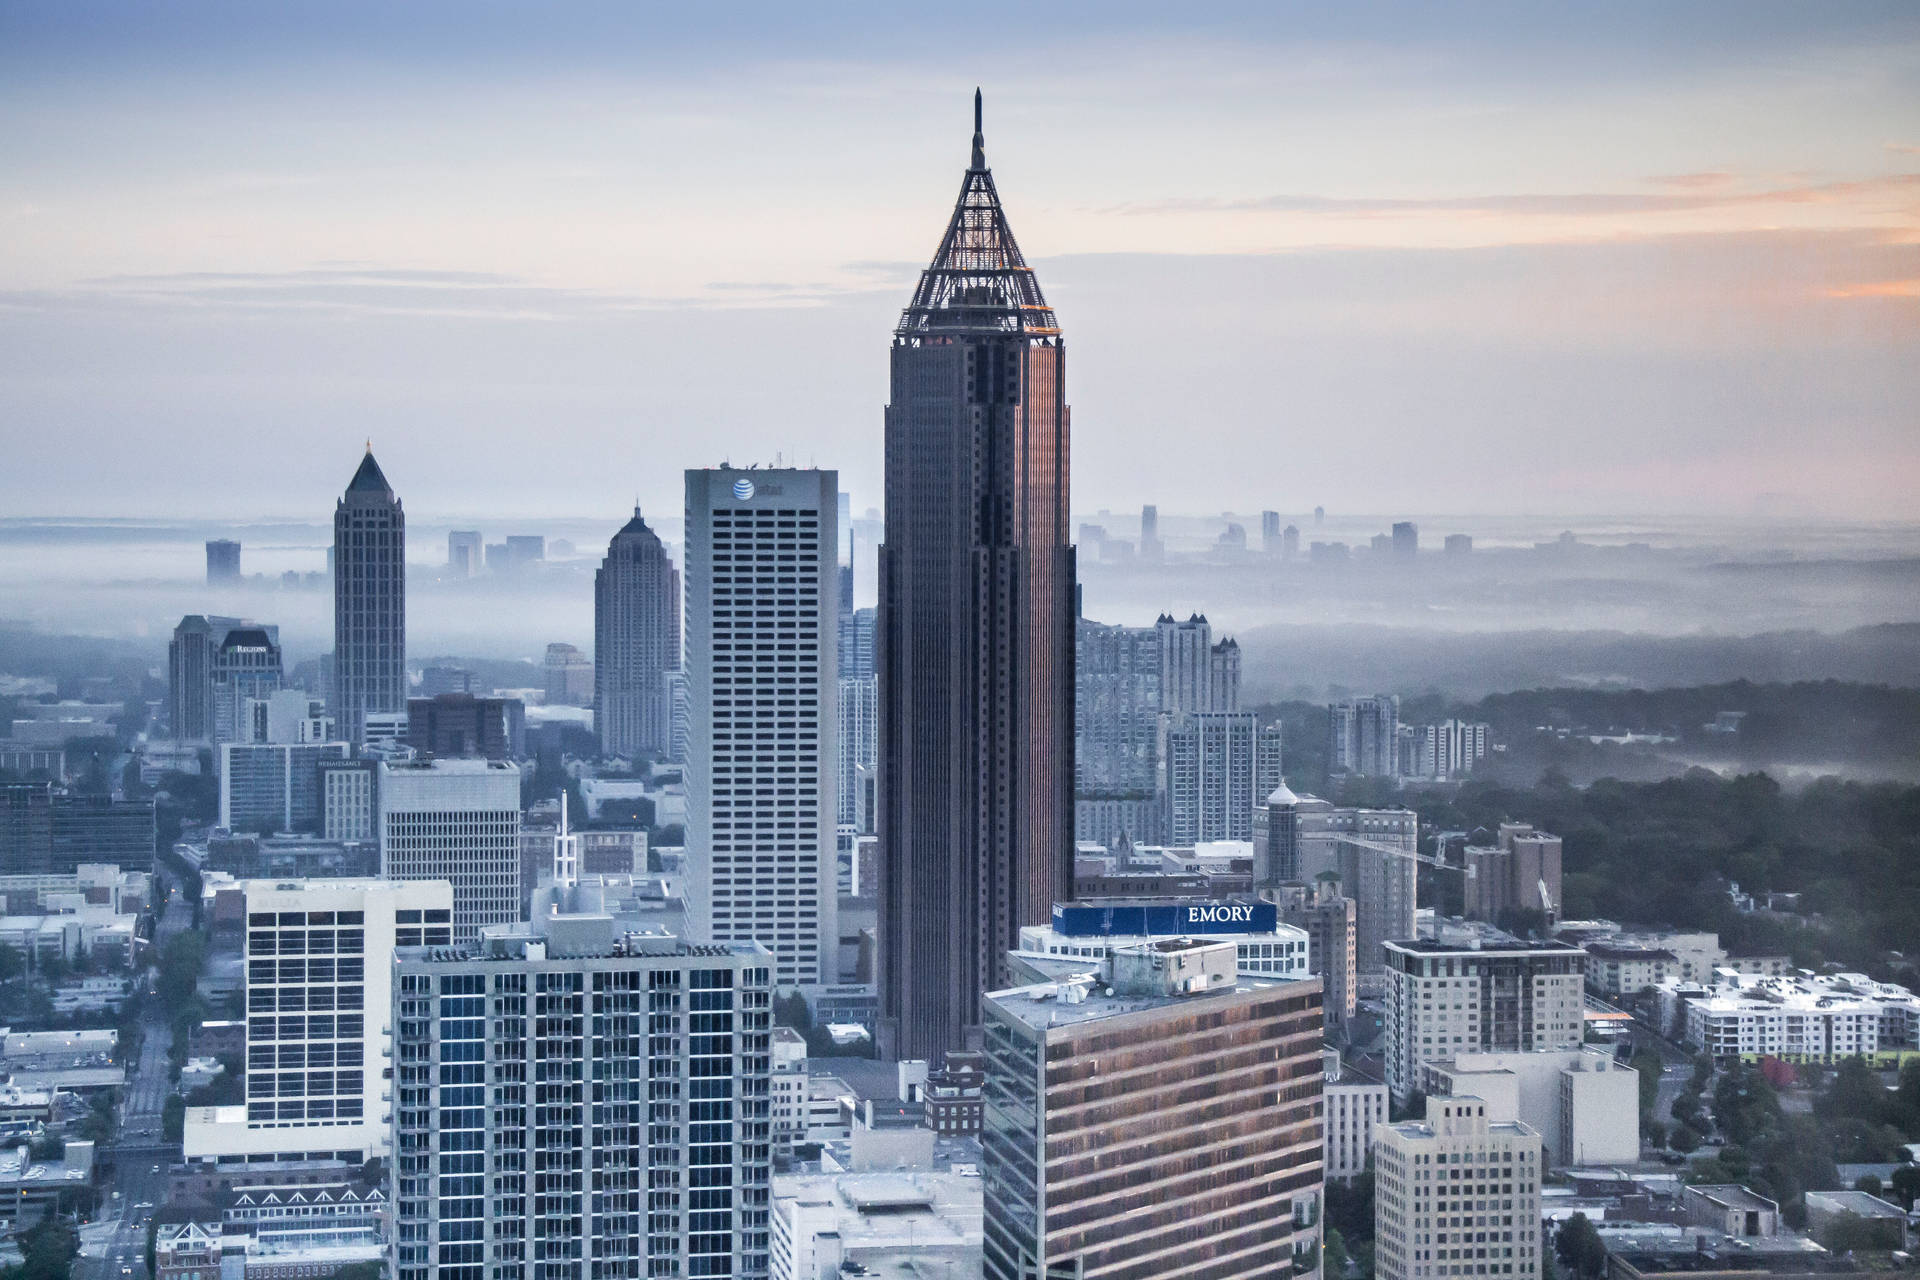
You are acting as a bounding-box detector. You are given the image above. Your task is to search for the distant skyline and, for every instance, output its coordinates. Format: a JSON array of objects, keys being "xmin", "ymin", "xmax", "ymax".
[{"xmin": 2, "ymin": 2, "xmax": 1916, "ymax": 519}]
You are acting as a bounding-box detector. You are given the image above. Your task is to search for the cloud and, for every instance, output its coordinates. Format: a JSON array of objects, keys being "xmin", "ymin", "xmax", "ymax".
[
  {"xmin": 1888, "ymin": 143, "xmax": 1920, "ymax": 155},
  {"xmin": 1824, "ymin": 278, "xmax": 1920, "ymax": 299},
  {"xmin": 1647, "ymin": 171, "xmax": 1737, "ymax": 190}
]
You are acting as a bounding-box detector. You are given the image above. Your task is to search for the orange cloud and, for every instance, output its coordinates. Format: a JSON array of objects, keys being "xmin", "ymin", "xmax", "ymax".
[
  {"xmin": 1648, "ymin": 171, "xmax": 1737, "ymax": 189},
  {"xmin": 1823, "ymin": 278, "xmax": 1920, "ymax": 299}
]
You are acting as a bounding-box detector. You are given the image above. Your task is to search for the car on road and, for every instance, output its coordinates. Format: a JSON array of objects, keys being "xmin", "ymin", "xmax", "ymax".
[{"xmin": 150, "ymin": 1164, "xmax": 159, "ymax": 1173}]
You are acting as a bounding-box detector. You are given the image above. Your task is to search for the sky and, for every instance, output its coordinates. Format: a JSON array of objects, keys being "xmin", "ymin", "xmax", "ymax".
[{"xmin": 1, "ymin": 1, "xmax": 1916, "ymax": 522}]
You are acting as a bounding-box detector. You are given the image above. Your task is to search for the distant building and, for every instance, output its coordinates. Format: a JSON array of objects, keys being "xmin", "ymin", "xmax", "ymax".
[
  {"xmin": 1330, "ymin": 695, "xmax": 1399, "ymax": 777},
  {"xmin": 1157, "ymin": 612, "xmax": 1240, "ymax": 715},
  {"xmin": 593, "ymin": 506, "xmax": 680, "ymax": 759},
  {"xmin": 406, "ymin": 694, "xmax": 524, "ymax": 761},
  {"xmin": 1283, "ymin": 523, "xmax": 1301, "ymax": 559},
  {"xmin": 1139, "ymin": 503, "xmax": 1162, "ymax": 562},
  {"xmin": 445, "ymin": 530, "xmax": 481, "ymax": 578},
  {"xmin": 1391, "ymin": 521, "xmax": 1418, "ymax": 559},
  {"xmin": 331, "ymin": 449, "xmax": 406, "ymax": 749},
  {"xmin": 318, "ymin": 759, "xmax": 378, "ymax": 843},
  {"xmin": 502, "ymin": 534, "xmax": 545, "ymax": 570},
  {"xmin": 1383, "ymin": 936, "xmax": 1588, "ymax": 1101},
  {"xmin": 206, "ymin": 539, "xmax": 242, "ymax": 585},
  {"xmin": 376, "ymin": 759, "xmax": 520, "ymax": 941},
  {"xmin": 1163, "ymin": 712, "xmax": 1283, "ymax": 844},
  {"xmin": 982, "ymin": 942, "xmax": 1325, "ymax": 1280},
  {"xmin": 838, "ymin": 675, "xmax": 877, "ymax": 831},
  {"xmin": 0, "ymin": 783, "xmax": 55, "ymax": 875},
  {"xmin": 1463, "ymin": 823, "xmax": 1563, "ymax": 925},
  {"xmin": 1260, "ymin": 793, "xmax": 1417, "ymax": 986},
  {"xmin": 1262, "ymin": 510, "xmax": 1283, "ymax": 555},
  {"xmin": 208, "ymin": 625, "xmax": 285, "ymax": 748},
  {"xmin": 1373, "ymin": 1095, "xmax": 1544, "ymax": 1280},
  {"xmin": 542, "ymin": 642, "xmax": 593, "ymax": 706},
  {"xmin": 1073, "ymin": 619, "xmax": 1161, "ymax": 843},
  {"xmin": 170, "ymin": 615, "xmax": 279, "ymax": 743},
  {"xmin": 1444, "ymin": 533, "xmax": 1473, "ymax": 556},
  {"xmin": 418, "ymin": 666, "xmax": 474, "ymax": 698}
]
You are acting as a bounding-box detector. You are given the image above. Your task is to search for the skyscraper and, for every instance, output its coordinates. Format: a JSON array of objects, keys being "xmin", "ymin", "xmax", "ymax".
[
  {"xmin": 879, "ymin": 93, "xmax": 1075, "ymax": 1060},
  {"xmin": 1139, "ymin": 503, "xmax": 1162, "ymax": 562},
  {"xmin": 684, "ymin": 467, "xmax": 838, "ymax": 988},
  {"xmin": 205, "ymin": 539, "xmax": 241, "ymax": 585},
  {"xmin": 445, "ymin": 529, "xmax": 481, "ymax": 578},
  {"xmin": 1157, "ymin": 613, "xmax": 1239, "ymax": 715},
  {"xmin": 332, "ymin": 448, "xmax": 406, "ymax": 749},
  {"xmin": 593, "ymin": 507, "xmax": 681, "ymax": 759},
  {"xmin": 1330, "ymin": 694, "xmax": 1400, "ymax": 777},
  {"xmin": 1162, "ymin": 711, "xmax": 1283, "ymax": 844},
  {"xmin": 169, "ymin": 615, "xmax": 278, "ymax": 743},
  {"xmin": 377, "ymin": 759, "xmax": 521, "ymax": 941}
]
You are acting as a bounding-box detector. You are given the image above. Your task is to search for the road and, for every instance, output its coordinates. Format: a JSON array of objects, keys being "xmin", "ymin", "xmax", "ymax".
[{"xmin": 77, "ymin": 890, "xmax": 193, "ymax": 1280}]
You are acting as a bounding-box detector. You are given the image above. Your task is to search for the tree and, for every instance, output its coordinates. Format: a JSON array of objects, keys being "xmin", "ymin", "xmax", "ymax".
[
  {"xmin": 1324, "ymin": 1227, "xmax": 1349, "ymax": 1279},
  {"xmin": 1631, "ymin": 1050, "xmax": 1663, "ymax": 1117},
  {"xmin": 1669, "ymin": 1125, "xmax": 1701, "ymax": 1154},
  {"xmin": 1817, "ymin": 1057, "xmax": 1888, "ymax": 1126},
  {"xmin": 0, "ymin": 943, "xmax": 23, "ymax": 984},
  {"xmin": 1851, "ymin": 1173, "xmax": 1883, "ymax": 1197},
  {"xmin": 1643, "ymin": 1120, "xmax": 1667, "ymax": 1150},
  {"xmin": 4, "ymin": 1214, "xmax": 78, "ymax": 1280},
  {"xmin": 1555, "ymin": 1213, "xmax": 1608, "ymax": 1280},
  {"xmin": 162, "ymin": 1094, "xmax": 186, "ymax": 1143},
  {"xmin": 1888, "ymin": 1163, "xmax": 1920, "ymax": 1211}
]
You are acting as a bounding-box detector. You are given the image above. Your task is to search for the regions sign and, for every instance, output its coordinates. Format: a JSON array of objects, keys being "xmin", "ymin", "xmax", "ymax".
[{"xmin": 1051, "ymin": 900, "xmax": 1278, "ymax": 938}]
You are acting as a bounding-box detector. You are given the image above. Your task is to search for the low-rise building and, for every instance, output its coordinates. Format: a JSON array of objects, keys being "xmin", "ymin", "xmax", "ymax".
[
  {"xmin": 1372, "ymin": 1096, "xmax": 1543, "ymax": 1280},
  {"xmin": 923, "ymin": 1050, "xmax": 985, "ymax": 1138},
  {"xmin": 1324, "ymin": 1051, "xmax": 1388, "ymax": 1183},
  {"xmin": 1425, "ymin": 1048, "xmax": 1639, "ymax": 1167},
  {"xmin": 771, "ymin": 1170, "xmax": 982, "ymax": 1280},
  {"xmin": 1659, "ymin": 971, "xmax": 1920, "ymax": 1062},
  {"xmin": 1682, "ymin": 1184, "xmax": 1779, "ymax": 1238},
  {"xmin": 0, "ymin": 1140, "xmax": 93, "ymax": 1227},
  {"xmin": 1804, "ymin": 1189, "xmax": 1909, "ymax": 1250}
]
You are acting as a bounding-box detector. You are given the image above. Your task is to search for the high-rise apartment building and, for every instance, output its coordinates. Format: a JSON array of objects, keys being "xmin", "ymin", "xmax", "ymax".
[
  {"xmin": 1464, "ymin": 824, "xmax": 1564, "ymax": 926},
  {"xmin": 1382, "ymin": 937, "xmax": 1588, "ymax": 1101},
  {"xmin": 1262, "ymin": 794, "xmax": 1419, "ymax": 987},
  {"xmin": 1330, "ymin": 695, "xmax": 1400, "ymax": 777},
  {"xmin": 1405, "ymin": 719, "xmax": 1490, "ymax": 780},
  {"xmin": 1073, "ymin": 619, "xmax": 1161, "ymax": 796},
  {"xmin": 684, "ymin": 467, "xmax": 838, "ymax": 987},
  {"xmin": 1157, "ymin": 613, "xmax": 1240, "ymax": 715},
  {"xmin": 332, "ymin": 449, "xmax": 406, "ymax": 749},
  {"xmin": 180, "ymin": 878, "xmax": 452, "ymax": 1167},
  {"xmin": 445, "ymin": 530, "xmax": 481, "ymax": 579},
  {"xmin": 542, "ymin": 643, "xmax": 593, "ymax": 706},
  {"xmin": 389, "ymin": 904, "xmax": 774, "ymax": 1280},
  {"xmin": 1163, "ymin": 711, "xmax": 1283, "ymax": 844},
  {"xmin": 377, "ymin": 759, "xmax": 521, "ymax": 941},
  {"xmin": 206, "ymin": 539, "xmax": 242, "ymax": 585},
  {"xmin": 1373, "ymin": 1096, "xmax": 1544, "ymax": 1280},
  {"xmin": 982, "ymin": 942, "xmax": 1325, "ymax": 1280},
  {"xmin": 594, "ymin": 506, "xmax": 681, "ymax": 759},
  {"xmin": 879, "ymin": 94, "xmax": 1075, "ymax": 1061},
  {"xmin": 1275, "ymin": 875, "xmax": 1359, "ymax": 1030}
]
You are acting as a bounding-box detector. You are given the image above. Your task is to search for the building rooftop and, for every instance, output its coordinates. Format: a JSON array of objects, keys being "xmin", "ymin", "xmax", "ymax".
[
  {"xmin": 1804, "ymin": 1189, "xmax": 1907, "ymax": 1220},
  {"xmin": 986, "ymin": 945, "xmax": 1316, "ymax": 1034},
  {"xmin": 1388, "ymin": 936, "xmax": 1586, "ymax": 956},
  {"xmin": 1688, "ymin": 1185, "xmax": 1778, "ymax": 1213}
]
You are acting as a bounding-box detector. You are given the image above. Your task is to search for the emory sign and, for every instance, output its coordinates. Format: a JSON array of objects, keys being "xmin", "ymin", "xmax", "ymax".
[
  {"xmin": 1051, "ymin": 900, "xmax": 1278, "ymax": 938},
  {"xmin": 1186, "ymin": 904, "xmax": 1256, "ymax": 925}
]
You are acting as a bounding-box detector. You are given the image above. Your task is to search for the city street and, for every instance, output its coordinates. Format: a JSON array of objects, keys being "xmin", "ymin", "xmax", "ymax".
[{"xmin": 76, "ymin": 889, "xmax": 192, "ymax": 1280}]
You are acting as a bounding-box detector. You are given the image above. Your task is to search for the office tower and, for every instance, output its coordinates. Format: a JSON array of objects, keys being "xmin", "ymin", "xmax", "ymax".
[
  {"xmin": 878, "ymin": 94, "xmax": 1074, "ymax": 1062},
  {"xmin": 1139, "ymin": 503, "xmax": 1162, "ymax": 561},
  {"xmin": 209, "ymin": 624, "xmax": 285, "ymax": 747},
  {"xmin": 49, "ymin": 793, "xmax": 155, "ymax": 872},
  {"xmin": 1156, "ymin": 613, "xmax": 1240, "ymax": 715},
  {"xmin": 540, "ymin": 642, "xmax": 592, "ymax": 706},
  {"xmin": 1329, "ymin": 694, "xmax": 1399, "ymax": 777},
  {"xmin": 1392, "ymin": 521, "xmax": 1419, "ymax": 559},
  {"xmin": 219, "ymin": 741, "xmax": 351, "ymax": 833},
  {"xmin": 1382, "ymin": 937, "xmax": 1587, "ymax": 1101},
  {"xmin": 1262, "ymin": 510, "xmax": 1282, "ymax": 555},
  {"xmin": 0, "ymin": 783, "xmax": 55, "ymax": 875},
  {"xmin": 665, "ymin": 671, "xmax": 691, "ymax": 763},
  {"xmin": 594, "ymin": 506, "xmax": 681, "ymax": 759},
  {"xmin": 170, "ymin": 615, "xmax": 267, "ymax": 742},
  {"xmin": 840, "ymin": 607, "xmax": 876, "ymax": 680},
  {"xmin": 503, "ymin": 534, "xmax": 544, "ymax": 570},
  {"xmin": 982, "ymin": 942, "xmax": 1325, "ymax": 1280},
  {"xmin": 1314, "ymin": 505, "xmax": 1325, "ymax": 525},
  {"xmin": 1464, "ymin": 825, "xmax": 1563, "ymax": 926},
  {"xmin": 1162, "ymin": 711, "xmax": 1283, "ymax": 844},
  {"xmin": 206, "ymin": 539, "xmax": 242, "ymax": 585},
  {"xmin": 684, "ymin": 467, "xmax": 838, "ymax": 987},
  {"xmin": 1283, "ymin": 524, "xmax": 1301, "ymax": 559},
  {"xmin": 218, "ymin": 878, "xmax": 450, "ymax": 1161},
  {"xmin": 1373, "ymin": 1096, "xmax": 1544, "ymax": 1280},
  {"xmin": 377, "ymin": 759, "xmax": 521, "ymax": 940},
  {"xmin": 1274, "ymin": 876, "xmax": 1359, "ymax": 1030},
  {"xmin": 389, "ymin": 908, "xmax": 775, "ymax": 1280},
  {"xmin": 1444, "ymin": 533, "xmax": 1473, "ymax": 556},
  {"xmin": 405, "ymin": 694, "xmax": 524, "ymax": 762},
  {"xmin": 418, "ymin": 666, "xmax": 474, "ymax": 697},
  {"xmin": 445, "ymin": 530, "xmax": 481, "ymax": 578},
  {"xmin": 319, "ymin": 758, "xmax": 378, "ymax": 841},
  {"xmin": 837, "ymin": 675, "xmax": 877, "ymax": 831},
  {"xmin": 483, "ymin": 543, "xmax": 507, "ymax": 574},
  {"xmin": 332, "ymin": 449, "xmax": 406, "ymax": 749}
]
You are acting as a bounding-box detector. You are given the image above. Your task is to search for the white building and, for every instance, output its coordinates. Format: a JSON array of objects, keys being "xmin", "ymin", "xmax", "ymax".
[
  {"xmin": 1372, "ymin": 1095, "xmax": 1544, "ymax": 1280},
  {"xmin": 1324, "ymin": 1051, "xmax": 1389, "ymax": 1183},
  {"xmin": 771, "ymin": 1171, "xmax": 982, "ymax": 1280},
  {"xmin": 771, "ymin": 1026, "xmax": 808, "ymax": 1155},
  {"xmin": 377, "ymin": 759, "xmax": 520, "ymax": 940},
  {"xmin": 684, "ymin": 467, "xmax": 839, "ymax": 987},
  {"xmin": 1383, "ymin": 938, "xmax": 1587, "ymax": 1102},
  {"xmin": 183, "ymin": 877, "xmax": 454, "ymax": 1167},
  {"xmin": 1660, "ymin": 971, "xmax": 1920, "ymax": 1062},
  {"xmin": 318, "ymin": 761, "xmax": 376, "ymax": 843},
  {"xmin": 1016, "ymin": 907, "xmax": 1311, "ymax": 982},
  {"xmin": 1425, "ymin": 1048, "xmax": 1639, "ymax": 1167},
  {"xmin": 836, "ymin": 675, "xmax": 876, "ymax": 833}
]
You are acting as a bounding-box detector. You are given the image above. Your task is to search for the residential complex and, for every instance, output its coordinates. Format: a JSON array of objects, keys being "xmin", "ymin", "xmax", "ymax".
[
  {"xmin": 1382, "ymin": 937, "xmax": 1588, "ymax": 1101},
  {"xmin": 1658, "ymin": 970, "xmax": 1920, "ymax": 1062}
]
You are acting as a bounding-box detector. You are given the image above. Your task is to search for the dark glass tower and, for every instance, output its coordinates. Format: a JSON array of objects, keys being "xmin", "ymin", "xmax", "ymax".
[
  {"xmin": 594, "ymin": 506, "xmax": 681, "ymax": 760},
  {"xmin": 332, "ymin": 448, "xmax": 407, "ymax": 748},
  {"xmin": 879, "ymin": 93, "xmax": 1075, "ymax": 1061}
]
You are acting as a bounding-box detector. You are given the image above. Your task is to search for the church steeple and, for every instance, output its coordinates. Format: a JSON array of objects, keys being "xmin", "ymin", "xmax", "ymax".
[{"xmin": 895, "ymin": 90, "xmax": 1058, "ymax": 341}]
